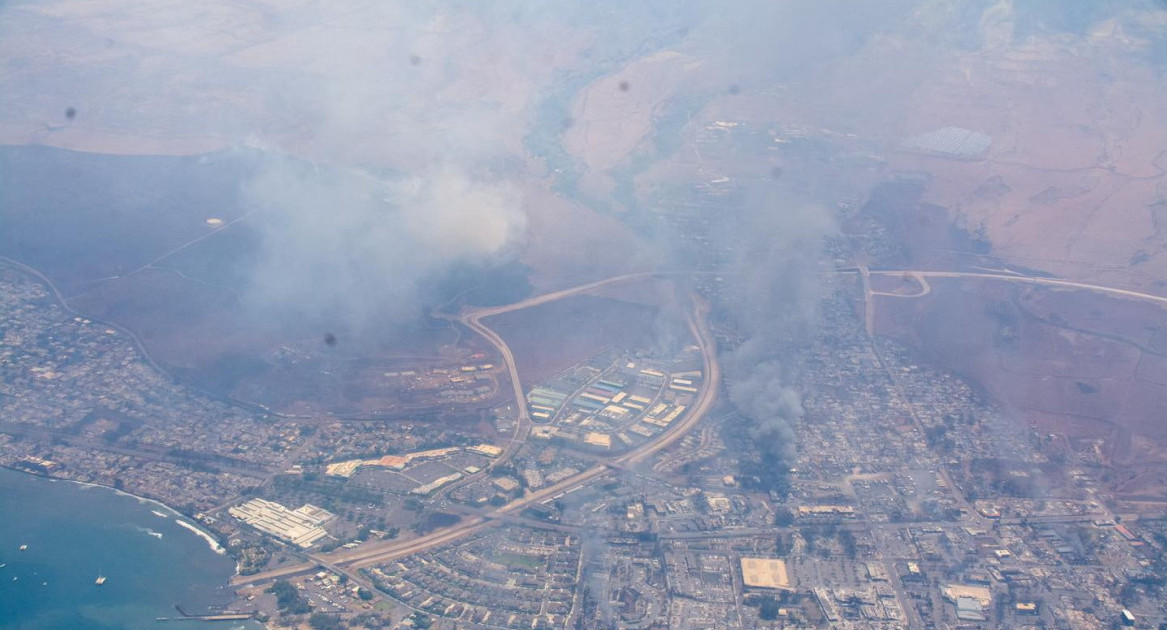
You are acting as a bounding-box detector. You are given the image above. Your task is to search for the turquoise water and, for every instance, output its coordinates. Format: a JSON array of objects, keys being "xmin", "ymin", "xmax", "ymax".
[{"xmin": 0, "ymin": 467, "xmax": 260, "ymax": 630}]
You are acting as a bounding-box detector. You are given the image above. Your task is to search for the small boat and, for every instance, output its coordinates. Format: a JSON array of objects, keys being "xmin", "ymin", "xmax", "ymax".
[
  {"xmin": 95, "ymin": 575, "xmax": 107, "ymax": 585},
  {"xmin": 19, "ymin": 544, "xmax": 27, "ymax": 551}
]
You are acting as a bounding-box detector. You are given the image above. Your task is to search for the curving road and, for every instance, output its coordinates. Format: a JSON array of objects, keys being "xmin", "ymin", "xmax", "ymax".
[
  {"xmin": 457, "ymin": 311, "xmax": 530, "ymax": 464},
  {"xmin": 0, "ymin": 256, "xmax": 284, "ymax": 420},
  {"xmin": 467, "ymin": 272, "xmax": 662, "ymax": 319},
  {"xmin": 845, "ymin": 268, "xmax": 1167, "ymax": 307},
  {"xmin": 451, "ymin": 272, "xmax": 665, "ymax": 466},
  {"xmin": 870, "ymin": 273, "xmax": 931, "ymax": 299},
  {"xmin": 621, "ymin": 295, "xmax": 719, "ymax": 467},
  {"xmin": 235, "ymin": 287, "xmax": 721, "ymax": 586},
  {"xmin": 0, "ymin": 256, "xmax": 170, "ymax": 377},
  {"xmin": 846, "ymin": 266, "xmax": 1167, "ymax": 335},
  {"xmin": 193, "ymin": 264, "xmax": 1167, "ymax": 589},
  {"xmin": 877, "ymin": 270, "xmax": 1167, "ymax": 306},
  {"xmin": 235, "ymin": 265, "xmax": 1167, "ymax": 586}
]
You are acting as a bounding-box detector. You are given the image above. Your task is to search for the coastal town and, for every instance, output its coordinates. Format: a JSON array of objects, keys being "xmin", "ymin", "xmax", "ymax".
[
  {"xmin": 3, "ymin": 254, "xmax": 1166, "ymax": 630},
  {"xmin": 5, "ymin": 0, "xmax": 1167, "ymax": 627}
]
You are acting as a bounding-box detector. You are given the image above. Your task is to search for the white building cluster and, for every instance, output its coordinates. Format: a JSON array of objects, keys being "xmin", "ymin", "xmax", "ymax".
[{"xmin": 229, "ymin": 498, "xmax": 335, "ymax": 548}]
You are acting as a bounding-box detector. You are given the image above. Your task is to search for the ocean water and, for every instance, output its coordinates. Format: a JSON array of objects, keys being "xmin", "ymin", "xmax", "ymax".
[{"xmin": 0, "ymin": 467, "xmax": 260, "ymax": 630}]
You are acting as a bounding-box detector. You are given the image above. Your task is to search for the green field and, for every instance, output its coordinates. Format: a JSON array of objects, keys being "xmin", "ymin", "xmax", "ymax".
[{"xmin": 494, "ymin": 553, "xmax": 543, "ymax": 570}]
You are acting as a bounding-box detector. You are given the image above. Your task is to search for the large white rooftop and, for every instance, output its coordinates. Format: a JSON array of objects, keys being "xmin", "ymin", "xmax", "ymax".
[{"xmin": 229, "ymin": 498, "xmax": 333, "ymax": 548}]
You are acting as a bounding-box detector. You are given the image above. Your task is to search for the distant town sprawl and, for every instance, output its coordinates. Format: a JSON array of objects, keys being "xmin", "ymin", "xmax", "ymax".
[{"xmin": 2, "ymin": 257, "xmax": 1164, "ymax": 629}]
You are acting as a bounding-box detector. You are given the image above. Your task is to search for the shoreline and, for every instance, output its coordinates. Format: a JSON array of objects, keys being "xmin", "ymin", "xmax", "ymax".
[
  {"xmin": 0, "ymin": 464, "xmax": 266, "ymax": 629},
  {"xmin": 173, "ymin": 520, "xmax": 227, "ymax": 555},
  {"xmin": 1, "ymin": 465, "xmax": 229, "ymax": 557}
]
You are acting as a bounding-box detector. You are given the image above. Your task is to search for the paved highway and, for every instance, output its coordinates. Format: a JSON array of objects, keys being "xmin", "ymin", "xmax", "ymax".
[
  {"xmin": 621, "ymin": 295, "xmax": 719, "ymax": 467},
  {"xmin": 447, "ymin": 272, "xmax": 663, "ymax": 467},
  {"xmin": 254, "ymin": 264, "xmax": 1161, "ymax": 585},
  {"xmin": 843, "ymin": 267, "xmax": 1167, "ymax": 308},
  {"xmin": 465, "ymin": 272, "xmax": 661, "ymax": 319},
  {"xmin": 235, "ymin": 287, "xmax": 721, "ymax": 586}
]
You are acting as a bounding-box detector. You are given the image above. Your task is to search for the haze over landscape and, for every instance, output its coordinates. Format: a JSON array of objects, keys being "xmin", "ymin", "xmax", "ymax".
[{"xmin": 3, "ymin": 1, "xmax": 1167, "ymax": 628}]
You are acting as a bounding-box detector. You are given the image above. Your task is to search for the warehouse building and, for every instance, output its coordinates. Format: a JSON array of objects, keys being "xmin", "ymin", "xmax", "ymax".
[{"xmin": 229, "ymin": 498, "xmax": 334, "ymax": 548}]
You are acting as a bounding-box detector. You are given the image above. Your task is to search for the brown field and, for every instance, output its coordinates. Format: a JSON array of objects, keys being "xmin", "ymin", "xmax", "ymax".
[
  {"xmin": 0, "ymin": 0, "xmax": 602, "ymax": 171},
  {"xmin": 7, "ymin": 0, "xmax": 1167, "ymax": 499},
  {"xmin": 516, "ymin": 179, "xmax": 654, "ymax": 293},
  {"xmin": 69, "ymin": 266, "xmax": 474, "ymax": 415},
  {"xmin": 486, "ymin": 294, "xmax": 677, "ymax": 387},
  {"xmin": 563, "ymin": 50, "xmax": 702, "ymax": 175},
  {"xmin": 875, "ymin": 278, "xmax": 1167, "ymax": 475},
  {"xmin": 879, "ymin": 29, "xmax": 1167, "ymax": 291},
  {"xmin": 840, "ymin": 21, "xmax": 1167, "ymax": 497}
]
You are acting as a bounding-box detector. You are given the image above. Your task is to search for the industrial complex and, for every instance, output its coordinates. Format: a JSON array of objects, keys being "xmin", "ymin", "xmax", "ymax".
[{"xmin": 228, "ymin": 498, "xmax": 335, "ymax": 548}]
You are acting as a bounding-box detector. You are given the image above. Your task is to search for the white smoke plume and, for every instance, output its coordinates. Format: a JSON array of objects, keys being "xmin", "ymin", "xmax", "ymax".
[{"xmin": 242, "ymin": 158, "xmax": 526, "ymax": 332}]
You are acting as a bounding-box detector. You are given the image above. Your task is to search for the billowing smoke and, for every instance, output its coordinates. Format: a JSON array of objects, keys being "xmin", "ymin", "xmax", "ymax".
[
  {"xmin": 718, "ymin": 196, "xmax": 835, "ymax": 470},
  {"xmin": 580, "ymin": 531, "xmax": 614, "ymax": 626},
  {"xmin": 228, "ymin": 2, "xmax": 554, "ymax": 336},
  {"xmin": 729, "ymin": 362, "xmax": 804, "ymax": 462},
  {"xmin": 242, "ymin": 158, "xmax": 526, "ymax": 332}
]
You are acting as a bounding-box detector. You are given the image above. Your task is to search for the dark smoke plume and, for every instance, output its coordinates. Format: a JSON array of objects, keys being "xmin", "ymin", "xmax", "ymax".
[{"xmin": 718, "ymin": 196, "xmax": 835, "ymax": 469}]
